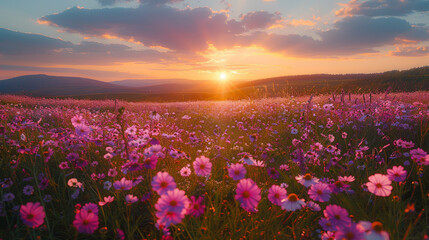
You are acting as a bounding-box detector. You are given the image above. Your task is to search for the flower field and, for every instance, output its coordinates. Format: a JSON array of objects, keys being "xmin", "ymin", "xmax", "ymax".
[{"xmin": 0, "ymin": 92, "xmax": 428, "ymax": 240}]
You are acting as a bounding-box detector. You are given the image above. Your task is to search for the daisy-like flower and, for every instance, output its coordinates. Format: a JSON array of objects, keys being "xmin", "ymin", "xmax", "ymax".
[
  {"xmin": 193, "ymin": 156, "xmax": 212, "ymax": 177},
  {"xmin": 152, "ymin": 172, "xmax": 177, "ymax": 196},
  {"xmin": 113, "ymin": 177, "xmax": 133, "ymax": 191},
  {"xmin": 73, "ymin": 209, "xmax": 99, "ymax": 234},
  {"xmin": 296, "ymin": 173, "xmax": 319, "ymax": 188},
  {"xmin": 323, "ymin": 204, "xmax": 351, "ymax": 228},
  {"xmin": 125, "ymin": 194, "xmax": 138, "ymax": 204},
  {"xmin": 305, "ymin": 201, "xmax": 321, "ymax": 211},
  {"xmin": 23, "ymin": 185, "xmax": 34, "ymax": 196},
  {"xmin": 268, "ymin": 185, "xmax": 287, "ymax": 206},
  {"xmin": 98, "ymin": 196, "xmax": 114, "ymax": 206},
  {"xmin": 281, "ymin": 193, "xmax": 305, "ymax": 211},
  {"xmin": 75, "ymin": 124, "xmax": 91, "ymax": 137},
  {"xmin": 108, "ymin": 168, "xmax": 118, "ymax": 177},
  {"xmin": 366, "ymin": 174, "xmax": 392, "ymax": 197},
  {"xmin": 387, "ymin": 166, "xmax": 407, "ymax": 182},
  {"xmin": 59, "ymin": 161, "xmax": 69, "ymax": 170},
  {"xmin": 228, "ymin": 163, "xmax": 246, "ymax": 180},
  {"xmin": 308, "ymin": 182, "xmax": 332, "ymax": 202},
  {"xmin": 186, "ymin": 195, "xmax": 205, "ymax": 217},
  {"xmin": 3, "ymin": 193, "xmax": 15, "ymax": 202},
  {"xmin": 235, "ymin": 178, "xmax": 261, "ymax": 212},
  {"xmin": 71, "ymin": 115, "xmax": 85, "ymax": 127},
  {"xmin": 357, "ymin": 221, "xmax": 390, "ymax": 240},
  {"xmin": 82, "ymin": 203, "xmax": 99, "ymax": 215},
  {"xmin": 155, "ymin": 188, "xmax": 189, "ymax": 216},
  {"xmin": 20, "ymin": 202, "xmax": 45, "ymax": 228},
  {"xmin": 180, "ymin": 167, "xmax": 191, "ymax": 177},
  {"xmin": 143, "ymin": 155, "xmax": 158, "ymax": 170},
  {"xmin": 103, "ymin": 181, "xmax": 112, "ymax": 190},
  {"xmin": 335, "ymin": 222, "xmax": 365, "ymax": 240},
  {"xmin": 239, "ymin": 155, "xmax": 255, "ymax": 165},
  {"xmin": 338, "ymin": 176, "xmax": 355, "ymax": 182},
  {"xmin": 68, "ymin": 178, "xmax": 82, "ymax": 188}
]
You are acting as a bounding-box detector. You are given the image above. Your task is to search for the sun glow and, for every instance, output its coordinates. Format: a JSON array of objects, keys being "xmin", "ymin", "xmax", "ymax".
[{"xmin": 219, "ymin": 73, "xmax": 227, "ymax": 81}]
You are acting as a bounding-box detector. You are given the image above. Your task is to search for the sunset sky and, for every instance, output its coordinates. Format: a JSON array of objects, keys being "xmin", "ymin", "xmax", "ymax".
[{"xmin": 0, "ymin": 0, "xmax": 428, "ymax": 82}]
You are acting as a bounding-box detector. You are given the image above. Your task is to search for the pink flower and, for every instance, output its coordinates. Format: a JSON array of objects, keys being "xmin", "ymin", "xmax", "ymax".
[
  {"xmin": 235, "ymin": 178, "xmax": 261, "ymax": 212},
  {"xmin": 308, "ymin": 182, "xmax": 332, "ymax": 202},
  {"xmin": 20, "ymin": 202, "xmax": 45, "ymax": 228},
  {"xmin": 82, "ymin": 203, "xmax": 99, "ymax": 215},
  {"xmin": 155, "ymin": 189, "xmax": 189, "ymax": 228},
  {"xmin": 75, "ymin": 124, "xmax": 91, "ymax": 137},
  {"xmin": 366, "ymin": 174, "xmax": 392, "ymax": 197},
  {"xmin": 228, "ymin": 163, "xmax": 246, "ymax": 180},
  {"xmin": 281, "ymin": 193, "xmax": 305, "ymax": 211},
  {"xmin": 268, "ymin": 185, "xmax": 287, "ymax": 206},
  {"xmin": 387, "ymin": 166, "xmax": 407, "ymax": 182},
  {"xmin": 186, "ymin": 196, "xmax": 205, "ymax": 217},
  {"xmin": 193, "ymin": 156, "xmax": 212, "ymax": 177},
  {"xmin": 323, "ymin": 204, "xmax": 351, "ymax": 228},
  {"xmin": 113, "ymin": 177, "xmax": 133, "ymax": 191},
  {"xmin": 295, "ymin": 173, "xmax": 319, "ymax": 188},
  {"xmin": 99, "ymin": 196, "xmax": 114, "ymax": 206},
  {"xmin": 152, "ymin": 172, "xmax": 177, "ymax": 196},
  {"xmin": 73, "ymin": 209, "xmax": 99, "ymax": 234},
  {"xmin": 125, "ymin": 194, "xmax": 138, "ymax": 204}
]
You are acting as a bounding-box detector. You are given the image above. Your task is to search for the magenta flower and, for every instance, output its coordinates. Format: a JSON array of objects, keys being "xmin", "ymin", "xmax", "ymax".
[
  {"xmin": 143, "ymin": 155, "xmax": 158, "ymax": 170},
  {"xmin": 268, "ymin": 185, "xmax": 287, "ymax": 206},
  {"xmin": 228, "ymin": 163, "xmax": 246, "ymax": 180},
  {"xmin": 186, "ymin": 195, "xmax": 205, "ymax": 217},
  {"xmin": 73, "ymin": 209, "xmax": 99, "ymax": 234},
  {"xmin": 75, "ymin": 124, "xmax": 91, "ymax": 137},
  {"xmin": 308, "ymin": 182, "xmax": 332, "ymax": 202},
  {"xmin": 323, "ymin": 204, "xmax": 351, "ymax": 228},
  {"xmin": 296, "ymin": 173, "xmax": 319, "ymax": 188},
  {"xmin": 335, "ymin": 222, "xmax": 365, "ymax": 240},
  {"xmin": 281, "ymin": 193, "xmax": 305, "ymax": 211},
  {"xmin": 387, "ymin": 166, "xmax": 407, "ymax": 182},
  {"xmin": 193, "ymin": 156, "xmax": 212, "ymax": 177},
  {"xmin": 366, "ymin": 174, "xmax": 392, "ymax": 197},
  {"xmin": 155, "ymin": 188, "xmax": 189, "ymax": 214},
  {"xmin": 113, "ymin": 177, "xmax": 133, "ymax": 191},
  {"xmin": 82, "ymin": 203, "xmax": 99, "ymax": 215},
  {"xmin": 235, "ymin": 178, "xmax": 261, "ymax": 212},
  {"xmin": 20, "ymin": 202, "xmax": 45, "ymax": 228},
  {"xmin": 152, "ymin": 172, "xmax": 177, "ymax": 196}
]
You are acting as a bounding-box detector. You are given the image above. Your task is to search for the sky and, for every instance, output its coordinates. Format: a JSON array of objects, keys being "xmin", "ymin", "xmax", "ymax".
[{"xmin": 0, "ymin": 0, "xmax": 428, "ymax": 82}]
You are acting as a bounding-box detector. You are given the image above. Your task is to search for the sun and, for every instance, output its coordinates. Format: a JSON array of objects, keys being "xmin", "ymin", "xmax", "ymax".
[{"xmin": 219, "ymin": 73, "xmax": 227, "ymax": 81}]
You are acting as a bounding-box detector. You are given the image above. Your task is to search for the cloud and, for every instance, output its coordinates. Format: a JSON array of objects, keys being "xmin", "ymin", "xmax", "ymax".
[
  {"xmin": 240, "ymin": 11, "xmax": 282, "ymax": 30},
  {"xmin": 389, "ymin": 46, "xmax": 429, "ymax": 56},
  {"xmin": 40, "ymin": 5, "xmax": 248, "ymax": 52},
  {"xmin": 97, "ymin": 0, "xmax": 182, "ymax": 6},
  {"xmin": 255, "ymin": 16, "xmax": 429, "ymax": 57},
  {"xmin": 336, "ymin": 0, "xmax": 429, "ymax": 17},
  {"xmin": 0, "ymin": 28, "xmax": 201, "ymax": 66}
]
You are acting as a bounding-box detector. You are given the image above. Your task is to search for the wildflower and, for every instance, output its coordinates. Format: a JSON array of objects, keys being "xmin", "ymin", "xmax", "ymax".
[
  {"xmin": 143, "ymin": 155, "xmax": 158, "ymax": 170},
  {"xmin": 20, "ymin": 202, "xmax": 45, "ymax": 228},
  {"xmin": 239, "ymin": 155, "xmax": 255, "ymax": 165},
  {"xmin": 103, "ymin": 181, "xmax": 112, "ymax": 190},
  {"xmin": 113, "ymin": 178, "xmax": 133, "ymax": 191},
  {"xmin": 180, "ymin": 167, "xmax": 191, "ymax": 177},
  {"xmin": 23, "ymin": 185, "xmax": 34, "ymax": 196},
  {"xmin": 268, "ymin": 185, "xmax": 287, "ymax": 206},
  {"xmin": 410, "ymin": 148, "xmax": 428, "ymax": 165},
  {"xmin": 335, "ymin": 223, "xmax": 365, "ymax": 240},
  {"xmin": 155, "ymin": 189, "xmax": 189, "ymax": 227},
  {"xmin": 357, "ymin": 221, "xmax": 390, "ymax": 240},
  {"xmin": 152, "ymin": 172, "xmax": 176, "ymax": 196},
  {"xmin": 279, "ymin": 164, "xmax": 290, "ymax": 171},
  {"xmin": 125, "ymin": 194, "xmax": 138, "ymax": 204},
  {"xmin": 108, "ymin": 168, "xmax": 118, "ymax": 177},
  {"xmin": 228, "ymin": 163, "xmax": 246, "ymax": 180},
  {"xmin": 235, "ymin": 178, "xmax": 261, "ymax": 212},
  {"xmin": 99, "ymin": 196, "xmax": 114, "ymax": 206},
  {"xmin": 308, "ymin": 182, "xmax": 331, "ymax": 202},
  {"xmin": 71, "ymin": 115, "xmax": 85, "ymax": 127},
  {"xmin": 82, "ymin": 203, "xmax": 99, "ymax": 215},
  {"xmin": 267, "ymin": 167, "xmax": 279, "ymax": 179},
  {"xmin": 323, "ymin": 204, "xmax": 351, "ymax": 228},
  {"xmin": 338, "ymin": 176, "xmax": 355, "ymax": 182},
  {"xmin": 75, "ymin": 124, "xmax": 91, "ymax": 137},
  {"xmin": 186, "ymin": 196, "xmax": 205, "ymax": 217},
  {"xmin": 59, "ymin": 161, "xmax": 69, "ymax": 170},
  {"xmin": 193, "ymin": 156, "xmax": 212, "ymax": 177},
  {"xmin": 366, "ymin": 174, "xmax": 392, "ymax": 197},
  {"xmin": 281, "ymin": 193, "xmax": 305, "ymax": 211},
  {"xmin": 387, "ymin": 166, "xmax": 407, "ymax": 182},
  {"xmin": 305, "ymin": 201, "xmax": 321, "ymax": 211},
  {"xmin": 3, "ymin": 193, "xmax": 15, "ymax": 202},
  {"xmin": 73, "ymin": 209, "xmax": 99, "ymax": 234},
  {"xmin": 296, "ymin": 173, "xmax": 319, "ymax": 187}
]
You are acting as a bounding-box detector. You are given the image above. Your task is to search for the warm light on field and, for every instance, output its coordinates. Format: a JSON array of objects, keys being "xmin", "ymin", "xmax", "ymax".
[{"xmin": 219, "ymin": 73, "xmax": 227, "ymax": 82}]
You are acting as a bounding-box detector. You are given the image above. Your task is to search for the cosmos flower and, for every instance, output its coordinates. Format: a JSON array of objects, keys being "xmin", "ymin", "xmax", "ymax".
[
  {"xmin": 357, "ymin": 221, "xmax": 390, "ymax": 240},
  {"xmin": 75, "ymin": 124, "xmax": 91, "ymax": 137},
  {"xmin": 235, "ymin": 178, "xmax": 261, "ymax": 212},
  {"xmin": 113, "ymin": 177, "xmax": 133, "ymax": 191},
  {"xmin": 308, "ymin": 182, "xmax": 332, "ymax": 202},
  {"xmin": 155, "ymin": 189, "xmax": 189, "ymax": 227},
  {"xmin": 268, "ymin": 185, "xmax": 287, "ymax": 206},
  {"xmin": 71, "ymin": 115, "xmax": 85, "ymax": 127},
  {"xmin": 143, "ymin": 155, "xmax": 158, "ymax": 170},
  {"xmin": 193, "ymin": 156, "xmax": 212, "ymax": 177},
  {"xmin": 23, "ymin": 185, "xmax": 34, "ymax": 195},
  {"xmin": 281, "ymin": 193, "xmax": 305, "ymax": 211},
  {"xmin": 73, "ymin": 209, "xmax": 99, "ymax": 234},
  {"xmin": 125, "ymin": 194, "xmax": 138, "ymax": 204},
  {"xmin": 82, "ymin": 203, "xmax": 99, "ymax": 215},
  {"xmin": 180, "ymin": 167, "xmax": 191, "ymax": 177},
  {"xmin": 335, "ymin": 222, "xmax": 365, "ymax": 240},
  {"xmin": 366, "ymin": 174, "xmax": 392, "ymax": 197},
  {"xmin": 228, "ymin": 163, "xmax": 246, "ymax": 180},
  {"xmin": 20, "ymin": 202, "xmax": 45, "ymax": 228},
  {"xmin": 98, "ymin": 196, "xmax": 114, "ymax": 206},
  {"xmin": 323, "ymin": 204, "xmax": 351, "ymax": 229},
  {"xmin": 152, "ymin": 172, "xmax": 177, "ymax": 196},
  {"xmin": 296, "ymin": 173, "xmax": 319, "ymax": 188},
  {"xmin": 186, "ymin": 195, "xmax": 205, "ymax": 217},
  {"xmin": 387, "ymin": 166, "xmax": 407, "ymax": 182},
  {"xmin": 267, "ymin": 167, "xmax": 280, "ymax": 179}
]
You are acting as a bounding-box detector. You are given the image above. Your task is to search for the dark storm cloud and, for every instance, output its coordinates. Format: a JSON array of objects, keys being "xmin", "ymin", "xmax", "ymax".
[{"xmin": 337, "ymin": 0, "xmax": 429, "ymax": 17}]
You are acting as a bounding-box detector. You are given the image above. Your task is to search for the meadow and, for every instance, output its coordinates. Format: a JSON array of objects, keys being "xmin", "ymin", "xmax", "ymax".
[{"xmin": 0, "ymin": 92, "xmax": 428, "ymax": 240}]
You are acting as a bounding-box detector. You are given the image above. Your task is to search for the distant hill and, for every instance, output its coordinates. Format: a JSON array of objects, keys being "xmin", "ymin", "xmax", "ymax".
[
  {"xmin": 0, "ymin": 66, "xmax": 428, "ymax": 101},
  {"xmin": 110, "ymin": 78, "xmax": 196, "ymax": 87}
]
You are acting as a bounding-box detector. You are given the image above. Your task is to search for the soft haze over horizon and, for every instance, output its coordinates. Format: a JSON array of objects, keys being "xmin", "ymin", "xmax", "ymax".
[{"xmin": 0, "ymin": 0, "xmax": 428, "ymax": 82}]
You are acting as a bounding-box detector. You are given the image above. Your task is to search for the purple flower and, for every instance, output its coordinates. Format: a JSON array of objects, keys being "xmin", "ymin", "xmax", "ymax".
[
  {"xmin": 152, "ymin": 172, "xmax": 176, "ymax": 196},
  {"xmin": 228, "ymin": 163, "xmax": 246, "ymax": 181},
  {"xmin": 308, "ymin": 182, "xmax": 332, "ymax": 202},
  {"xmin": 323, "ymin": 204, "xmax": 351, "ymax": 229},
  {"xmin": 113, "ymin": 178, "xmax": 133, "ymax": 191},
  {"xmin": 235, "ymin": 178, "xmax": 261, "ymax": 212}
]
